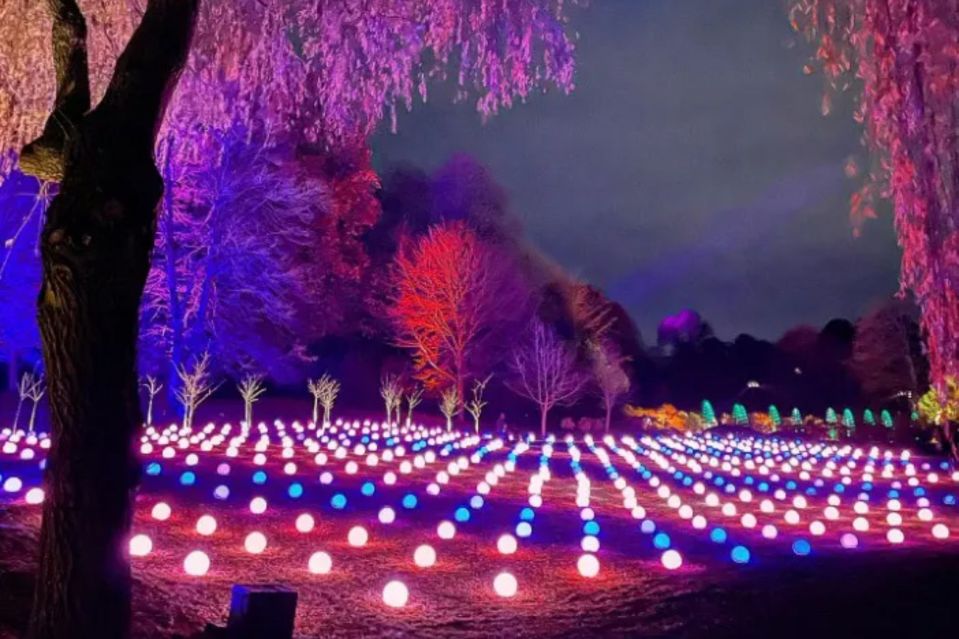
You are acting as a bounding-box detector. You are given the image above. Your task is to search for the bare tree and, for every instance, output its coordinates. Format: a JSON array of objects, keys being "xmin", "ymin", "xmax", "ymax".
[
  {"xmin": 510, "ymin": 320, "xmax": 587, "ymax": 437},
  {"xmin": 308, "ymin": 374, "xmax": 341, "ymax": 428},
  {"xmin": 24, "ymin": 373, "xmax": 45, "ymax": 434},
  {"xmin": 12, "ymin": 371, "xmax": 37, "ymax": 431},
  {"xmin": 237, "ymin": 374, "xmax": 266, "ymax": 427},
  {"xmin": 590, "ymin": 338, "xmax": 631, "ymax": 433},
  {"xmin": 175, "ymin": 352, "xmax": 220, "ymax": 431},
  {"xmin": 140, "ymin": 376, "xmax": 163, "ymax": 427},
  {"xmin": 405, "ymin": 386, "xmax": 424, "ymax": 427},
  {"xmin": 380, "ymin": 373, "xmax": 403, "ymax": 425},
  {"xmin": 439, "ymin": 387, "xmax": 461, "ymax": 432},
  {"xmin": 465, "ymin": 375, "xmax": 492, "ymax": 434}
]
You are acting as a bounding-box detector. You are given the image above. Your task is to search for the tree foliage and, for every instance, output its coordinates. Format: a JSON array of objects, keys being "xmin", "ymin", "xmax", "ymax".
[
  {"xmin": 1, "ymin": 0, "xmax": 580, "ymax": 178},
  {"xmin": 789, "ymin": 0, "xmax": 959, "ymax": 394}
]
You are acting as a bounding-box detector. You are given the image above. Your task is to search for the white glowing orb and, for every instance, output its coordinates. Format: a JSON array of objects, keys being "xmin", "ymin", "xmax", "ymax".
[
  {"xmin": 413, "ymin": 544, "xmax": 437, "ymax": 568},
  {"xmin": 437, "ymin": 521, "xmax": 456, "ymax": 540},
  {"xmin": 382, "ymin": 580, "xmax": 409, "ymax": 608},
  {"xmin": 661, "ymin": 549, "xmax": 683, "ymax": 570},
  {"xmin": 308, "ymin": 551, "xmax": 332, "ymax": 574},
  {"xmin": 886, "ymin": 529, "xmax": 904, "ymax": 544},
  {"xmin": 577, "ymin": 553, "xmax": 600, "ymax": 578},
  {"xmin": 581, "ymin": 535, "xmax": 600, "ymax": 553},
  {"xmin": 378, "ymin": 507, "xmax": 396, "ymax": 524},
  {"xmin": 295, "ymin": 513, "xmax": 315, "ymax": 533},
  {"xmin": 151, "ymin": 502, "xmax": 172, "ymax": 521},
  {"xmin": 497, "ymin": 534, "xmax": 518, "ymax": 555},
  {"xmin": 348, "ymin": 526, "xmax": 369, "ymax": 547},
  {"xmin": 24, "ymin": 487, "xmax": 44, "ymax": 505},
  {"xmin": 932, "ymin": 524, "xmax": 949, "ymax": 539},
  {"xmin": 196, "ymin": 515, "xmax": 217, "ymax": 536},
  {"xmin": 184, "ymin": 550, "xmax": 210, "ymax": 576},
  {"xmin": 249, "ymin": 497, "xmax": 268, "ymax": 514},
  {"xmin": 244, "ymin": 531, "xmax": 268, "ymax": 554},
  {"xmin": 493, "ymin": 572, "xmax": 518, "ymax": 598},
  {"xmin": 129, "ymin": 534, "xmax": 153, "ymax": 557},
  {"xmin": 3, "ymin": 477, "xmax": 23, "ymax": 493}
]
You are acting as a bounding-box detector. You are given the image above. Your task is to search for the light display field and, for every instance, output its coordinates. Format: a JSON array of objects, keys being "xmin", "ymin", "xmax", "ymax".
[{"xmin": 2, "ymin": 419, "xmax": 958, "ymax": 631}]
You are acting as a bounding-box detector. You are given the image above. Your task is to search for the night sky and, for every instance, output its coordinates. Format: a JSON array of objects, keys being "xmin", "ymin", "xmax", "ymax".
[{"xmin": 371, "ymin": 0, "xmax": 902, "ymax": 343}]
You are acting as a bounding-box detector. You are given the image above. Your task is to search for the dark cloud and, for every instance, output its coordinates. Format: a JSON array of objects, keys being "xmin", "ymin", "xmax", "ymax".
[{"xmin": 370, "ymin": 0, "xmax": 902, "ymax": 340}]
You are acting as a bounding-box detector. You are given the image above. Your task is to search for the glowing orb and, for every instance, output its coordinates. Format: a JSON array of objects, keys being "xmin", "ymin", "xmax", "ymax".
[
  {"xmin": 196, "ymin": 515, "xmax": 217, "ymax": 536},
  {"xmin": 244, "ymin": 531, "xmax": 268, "ymax": 554},
  {"xmin": 577, "ymin": 553, "xmax": 600, "ymax": 578},
  {"xmin": 129, "ymin": 534, "xmax": 152, "ymax": 557},
  {"xmin": 497, "ymin": 534, "xmax": 518, "ymax": 555},
  {"xmin": 24, "ymin": 487, "xmax": 44, "ymax": 505},
  {"xmin": 151, "ymin": 502, "xmax": 172, "ymax": 521},
  {"xmin": 661, "ymin": 549, "xmax": 683, "ymax": 570},
  {"xmin": 730, "ymin": 546, "xmax": 750, "ymax": 564},
  {"xmin": 382, "ymin": 580, "xmax": 409, "ymax": 608},
  {"xmin": 3, "ymin": 477, "xmax": 23, "ymax": 493},
  {"xmin": 348, "ymin": 526, "xmax": 369, "ymax": 547},
  {"xmin": 413, "ymin": 544, "xmax": 436, "ymax": 568},
  {"xmin": 493, "ymin": 572, "xmax": 518, "ymax": 598},
  {"xmin": 437, "ymin": 521, "xmax": 456, "ymax": 540},
  {"xmin": 840, "ymin": 533, "xmax": 858, "ymax": 549},
  {"xmin": 932, "ymin": 524, "xmax": 949, "ymax": 539},
  {"xmin": 249, "ymin": 497, "xmax": 268, "ymax": 514},
  {"xmin": 516, "ymin": 522, "xmax": 533, "ymax": 538},
  {"xmin": 308, "ymin": 551, "xmax": 332, "ymax": 575},
  {"xmin": 378, "ymin": 507, "xmax": 396, "ymax": 524},
  {"xmin": 295, "ymin": 513, "xmax": 315, "ymax": 533},
  {"xmin": 761, "ymin": 524, "xmax": 778, "ymax": 539},
  {"xmin": 184, "ymin": 550, "xmax": 210, "ymax": 576},
  {"xmin": 581, "ymin": 535, "xmax": 600, "ymax": 553},
  {"xmin": 886, "ymin": 529, "xmax": 904, "ymax": 544},
  {"xmin": 809, "ymin": 521, "xmax": 826, "ymax": 536}
]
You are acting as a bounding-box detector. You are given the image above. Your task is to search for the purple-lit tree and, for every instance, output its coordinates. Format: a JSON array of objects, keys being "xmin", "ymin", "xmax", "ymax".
[
  {"xmin": 0, "ymin": 1, "xmax": 579, "ymax": 634},
  {"xmin": 510, "ymin": 319, "xmax": 587, "ymax": 437},
  {"xmin": 141, "ymin": 128, "xmax": 323, "ymax": 390}
]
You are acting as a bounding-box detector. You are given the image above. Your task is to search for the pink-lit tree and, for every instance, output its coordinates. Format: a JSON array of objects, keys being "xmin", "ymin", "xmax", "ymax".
[
  {"xmin": 789, "ymin": 0, "xmax": 959, "ymax": 396},
  {"xmin": 0, "ymin": 1, "xmax": 580, "ymax": 635},
  {"xmin": 510, "ymin": 319, "xmax": 587, "ymax": 437}
]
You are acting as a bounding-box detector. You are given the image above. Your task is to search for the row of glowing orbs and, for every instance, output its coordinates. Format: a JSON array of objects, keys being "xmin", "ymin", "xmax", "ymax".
[{"xmin": 660, "ymin": 439, "xmax": 954, "ymax": 544}]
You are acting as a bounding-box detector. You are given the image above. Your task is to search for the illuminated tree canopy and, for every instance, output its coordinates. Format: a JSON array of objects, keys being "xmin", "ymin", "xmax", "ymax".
[
  {"xmin": 789, "ymin": 0, "xmax": 959, "ymax": 393},
  {"xmin": 0, "ymin": 0, "xmax": 580, "ymax": 177}
]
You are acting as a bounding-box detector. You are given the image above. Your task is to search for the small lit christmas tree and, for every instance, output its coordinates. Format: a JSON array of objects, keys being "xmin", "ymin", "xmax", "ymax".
[
  {"xmin": 701, "ymin": 400, "xmax": 718, "ymax": 427},
  {"xmin": 732, "ymin": 403, "xmax": 748, "ymax": 425},
  {"xmin": 825, "ymin": 407, "xmax": 838, "ymax": 424},
  {"xmin": 768, "ymin": 405, "xmax": 781, "ymax": 430},
  {"xmin": 791, "ymin": 407, "xmax": 803, "ymax": 425},
  {"xmin": 881, "ymin": 409, "xmax": 894, "ymax": 429},
  {"xmin": 842, "ymin": 408, "xmax": 856, "ymax": 435},
  {"xmin": 863, "ymin": 409, "xmax": 875, "ymax": 427}
]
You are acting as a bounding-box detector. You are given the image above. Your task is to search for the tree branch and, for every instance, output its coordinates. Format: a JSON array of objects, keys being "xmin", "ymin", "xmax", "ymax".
[
  {"xmin": 93, "ymin": 0, "xmax": 200, "ymax": 157},
  {"xmin": 19, "ymin": 0, "xmax": 90, "ymax": 182}
]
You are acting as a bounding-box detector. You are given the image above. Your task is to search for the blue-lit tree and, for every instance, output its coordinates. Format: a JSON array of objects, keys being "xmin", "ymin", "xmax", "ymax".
[{"xmin": 0, "ymin": 172, "xmax": 47, "ymax": 390}]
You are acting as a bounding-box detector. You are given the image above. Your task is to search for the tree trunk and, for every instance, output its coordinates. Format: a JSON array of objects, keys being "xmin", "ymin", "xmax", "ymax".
[
  {"xmin": 605, "ymin": 402, "xmax": 612, "ymax": 434},
  {"xmin": 12, "ymin": 397, "xmax": 24, "ymax": 431},
  {"xmin": 25, "ymin": 3, "xmax": 199, "ymax": 636},
  {"xmin": 540, "ymin": 408, "xmax": 548, "ymax": 438},
  {"xmin": 244, "ymin": 400, "xmax": 252, "ymax": 427},
  {"xmin": 323, "ymin": 404, "xmax": 330, "ymax": 428},
  {"xmin": 145, "ymin": 393, "xmax": 154, "ymax": 427},
  {"xmin": 28, "ymin": 400, "xmax": 40, "ymax": 434},
  {"xmin": 312, "ymin": 396, "xmax": 319, "ymax": 426}
]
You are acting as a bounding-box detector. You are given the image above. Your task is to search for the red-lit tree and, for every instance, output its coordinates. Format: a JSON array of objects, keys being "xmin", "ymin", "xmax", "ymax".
[
  {"xmin": 0, "ymin": 1, "xmax": 579, "ymax": 635},
  {"xmin": 391, "ymin": 221, "xmax": 523, "ymax": 401},
  {"xmin": 789, "ymin": 0, "xmax": 959, "ymax": 396}
]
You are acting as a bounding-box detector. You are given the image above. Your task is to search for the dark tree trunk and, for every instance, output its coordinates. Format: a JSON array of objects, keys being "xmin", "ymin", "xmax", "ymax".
[{"xmin": 20, "ymin": 2, "xmax": 199, "ymax": 638}]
